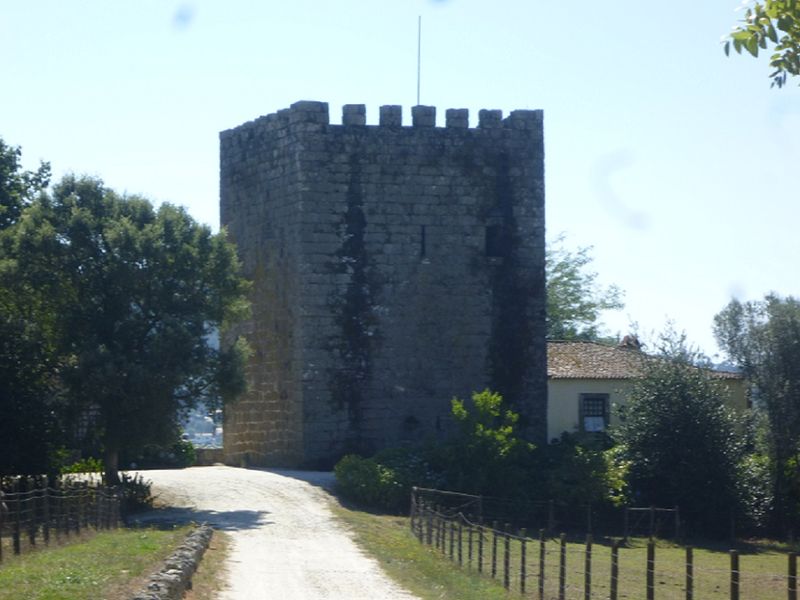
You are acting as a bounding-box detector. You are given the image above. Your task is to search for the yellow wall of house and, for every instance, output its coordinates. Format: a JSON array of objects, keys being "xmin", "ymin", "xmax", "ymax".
[{"xmin": 547, "ymin": 378, "xmax": 749, "ymax": 442}]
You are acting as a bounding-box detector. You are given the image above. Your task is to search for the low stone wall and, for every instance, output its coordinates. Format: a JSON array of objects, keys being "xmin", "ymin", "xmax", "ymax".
[
  {"xmin": 195, "ymin": 448, "xmax": 224, "ymax": 466},
  {"xmin": 131, "ymin": 525, "xmax": 214, "ymax": 600}
]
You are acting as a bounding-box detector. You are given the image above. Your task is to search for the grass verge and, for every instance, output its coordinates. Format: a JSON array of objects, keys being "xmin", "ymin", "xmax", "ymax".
[
  {"xmin": 186, "ymin": 530, "xmax": 231, "ymax": 600},
  {"xmin": 332, "ymin": 502, "xmax": 795, "ymax": 600},
  {"xmin": 0, "ymin": 526, "xmax": 191, "ymax": 600},
  {"xmin": 331, "ymin": 502, "xmax": 513, "ymax": 600}
]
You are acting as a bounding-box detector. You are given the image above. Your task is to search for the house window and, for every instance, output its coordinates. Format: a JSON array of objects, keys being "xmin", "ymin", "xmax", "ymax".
[{"xmin": 580, "ymin": 394, "xmax": 609, "ymax": 432}]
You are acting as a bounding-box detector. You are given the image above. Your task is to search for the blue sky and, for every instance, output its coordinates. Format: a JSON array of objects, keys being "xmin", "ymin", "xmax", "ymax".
[{"xmin": 2, "ymin": 1, "xmax": 798, "ymax": 358}]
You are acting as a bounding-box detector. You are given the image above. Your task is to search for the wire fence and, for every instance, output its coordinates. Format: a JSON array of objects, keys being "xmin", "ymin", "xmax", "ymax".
[
  {"xmin": 0, "ymin": 477, "xmax": 120, "ymax": 562},
  {"xmin": 410, "ymin": 487, "xmax": 800, "ymax": 600}
]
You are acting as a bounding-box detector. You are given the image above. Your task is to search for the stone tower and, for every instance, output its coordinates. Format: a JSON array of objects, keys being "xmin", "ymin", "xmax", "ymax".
[{"xmin": 220, "ymin": 101, "xmax": 546, "ymax": 468}]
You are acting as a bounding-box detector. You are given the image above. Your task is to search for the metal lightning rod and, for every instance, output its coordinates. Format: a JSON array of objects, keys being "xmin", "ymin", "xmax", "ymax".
[{"xmin": 416, "ymin": 15, "xmax": 422, "ymax": 105}]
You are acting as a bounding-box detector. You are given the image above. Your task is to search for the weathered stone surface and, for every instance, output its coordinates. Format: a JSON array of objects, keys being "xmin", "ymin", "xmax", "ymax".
[
  {"xmin": 220, "ymin": 102, "xmax": 547, "ymax": 468},
  {"xmin": 130, "ymin": 525, "xmax": 213, "ymax": 600}
]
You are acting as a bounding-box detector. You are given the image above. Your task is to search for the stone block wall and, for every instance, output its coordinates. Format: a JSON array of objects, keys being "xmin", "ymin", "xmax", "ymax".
[{"xmin": 221, "ymin": 101, "xmax": 546, "ymax": 468}]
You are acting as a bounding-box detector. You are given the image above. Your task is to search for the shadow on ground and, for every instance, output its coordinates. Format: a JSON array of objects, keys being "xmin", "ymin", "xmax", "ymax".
[
  {"xmin": 257, "ymin": 468, "xmax": 336, "ymax": 492},
  {"xmin": 128, "ymin": 506, "xmax": 272, "ymax": 531}
]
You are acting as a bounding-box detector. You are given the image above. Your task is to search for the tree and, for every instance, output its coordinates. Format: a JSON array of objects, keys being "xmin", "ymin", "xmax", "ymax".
[
  {"xmin": 0, "ymin": 139, "xmax": 63, "ymax": 475},
  {"xmin": 2, "ymin": 174, "xmax": 250, "ymax": 483},
  {"xmin": 0, "ymin": 138, "xmax": 50, "ymax": 230},
  {"xmin": 725, "ymin": 1, "xmax": 800, "ymax": 88},
  {"xmin": 613, "ymin": 333, "xmax": 745, "ymax": 536},
  {"xmin": 714, "ymin": 294, "xmax": 800, "ymax": 529},
  {"xmin": 546, "ymin": 234, "xmax": 624, "ymax": 341}
]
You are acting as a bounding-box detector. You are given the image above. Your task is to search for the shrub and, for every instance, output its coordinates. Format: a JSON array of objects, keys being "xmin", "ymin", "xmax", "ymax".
[
  {"xmin": 118, "ymin": 472, "xmax": 154, "ymax": 514},
  {"xmin": 123, "ymin": 439, "xmax": 196, "ymax": 469},
  {"xmin": 612, "ymin": 334, "xmax": 746, "ymax": 537},
  {"xmin": 61, "ymin": 456, "xmax": 104, "ymax": 475},
  {"xmin": 334, "ymin": 455, "xmax": 397, "ymax": 509},
  {"xmin": 333, "ymin": 389, "xmax": 630, "ymax": 517}
]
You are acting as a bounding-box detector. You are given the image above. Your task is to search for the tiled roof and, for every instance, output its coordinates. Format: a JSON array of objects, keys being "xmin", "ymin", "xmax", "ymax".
[{"xmin": 547, "ymin": 341, "xmax": 743, "ymax": 380}]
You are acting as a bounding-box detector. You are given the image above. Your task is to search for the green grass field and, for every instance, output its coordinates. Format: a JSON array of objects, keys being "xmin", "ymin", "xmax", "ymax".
[
  {"xmin": 334, "ymin": 503, "xmax": 796, "ymax": 600},
  {"xmin": 0, "ymin": 526, "xmax": 191, "ymax": 600}
]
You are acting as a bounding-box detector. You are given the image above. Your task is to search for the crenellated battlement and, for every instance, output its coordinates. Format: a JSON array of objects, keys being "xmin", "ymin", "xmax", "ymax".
[{"xmin": 220, "ymin": 101, "xmax": 543, "ymax": 141}]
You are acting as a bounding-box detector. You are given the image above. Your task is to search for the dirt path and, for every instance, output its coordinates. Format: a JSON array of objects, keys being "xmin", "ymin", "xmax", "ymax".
[{"xmin": 133, "ymin": 466, "xmax": 418, "ymax": 600}]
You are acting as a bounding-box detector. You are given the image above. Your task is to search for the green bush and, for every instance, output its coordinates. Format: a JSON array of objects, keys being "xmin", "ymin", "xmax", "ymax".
[
  {"xmin": 333, "ymin": 389, "xmax": 629, "ymax": 516},
  {"xmin": 123, "ymin": 439, "xmax": 196, "ymax": 469},
  {"xmin": 118, "ymin": 472, "xmax": 154, "ymax": 514},
  {"xmin": 534, "ymin": 433, "xmax": 629, "ymax": 507},
  {"xmin": 334, "ymin": 455, "xmax": 396, "ymax": 508},
  {"xmin": 60, "ymin": 456, "xmax": 104, "ymax": 475}
]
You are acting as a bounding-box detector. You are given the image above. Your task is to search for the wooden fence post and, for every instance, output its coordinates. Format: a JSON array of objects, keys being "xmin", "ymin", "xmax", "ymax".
[
  {"xmin": 520, "ymin": 528, "xmax": 527, "ymax": 595},
  {"xmin": 585, "ymin": 534, "xmax": 592, "ymax": 600},
  {"xmin": 70, "ymin": 487, "xmax": 81, "ymax": 534},
  {"xmin": 674, "ymin": 505, "xmax": 680, "ymax": 540},
  {"xmin": 730, "ymin": 549, "xmax": 739, "ymax": 600},
  {"xmin": 610, "ymin": 539, "xmax": 619, "ymax": 600},
  {"xmin": 649, "ymin": 506, "xmax": 656, "ymax": 538},
  {"xmin": 686, "ymin": 546, "xmax": 694, "ymax": 600},
  {"xmin": 60, "ymin": 486, "xmax": 68, "ymax": 538},
  {"xmin": 559, "ymin": 533, "xmax": 567, "ymax": 600},
  {"xmin": 13, "ymin": 488, "xmax": 21, "ymax": 555},
  {"xmin": 467, "ymin": 516, "xmax": 473, "ymax": 568},
  {"xmin": 789, "ymin": 552, "xmax": 797, "ymax": 600},
  {"xmin": 647, "ymin": 539, "xmax": 655, "ymax": 600},
  {"xmin": 449, "ymin": 520, "xmax": 455, "ymax": 560},
  {"xmin": 433, "ymin": 506, "xmax": 439, "ymax": 549},
  {"xmin": 458, "ymin": 520, "xmax": 463, "ymax": 566},
  {"xmin": 0, "ymin": 493, "xmax": 4, "ymax": 562},
  {"xmin": 43, "ymin": 485, "xmax": 50, "ymax": 544},
  {"xmin": 491, "ymin": 521, "xmax": 498, "ymax": 579},
  {"xmin": 425, "ymin": 503, "xmax": 432, "ymax": 545},
  {"xmin": 26, "ymin": 485, "xmax": 37, "ymax": 548},
  {"xmin": 539, "ymin": 529, "xmax": 546, "ymax": 600},
  {"xmin": 478, "ymin": 523, "xmax": 484, "ymax": 573},
  {"xmin": 503, "ymin": 523, "xmax": 510, "ymax": 590},
  {"xmin": 548, "ymin": 500, "xmax": 555, "ymax": 534}
]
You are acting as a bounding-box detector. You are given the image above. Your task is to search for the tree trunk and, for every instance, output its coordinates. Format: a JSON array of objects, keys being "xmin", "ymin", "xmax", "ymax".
[{"xmin": 104, "ymin": 447, "xmax": 120, "ymax": 486}]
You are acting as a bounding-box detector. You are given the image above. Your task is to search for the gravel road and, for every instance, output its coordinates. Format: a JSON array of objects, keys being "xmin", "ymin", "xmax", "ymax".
[{"xmin": 133, "ymin": 466, "xmax": 418, "ymax": 600}]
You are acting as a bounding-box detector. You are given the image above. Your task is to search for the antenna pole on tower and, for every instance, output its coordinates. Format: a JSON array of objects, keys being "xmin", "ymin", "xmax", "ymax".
[{"xmin": 417, "ymin": 15, "xmax": 422, "ymax": 105}]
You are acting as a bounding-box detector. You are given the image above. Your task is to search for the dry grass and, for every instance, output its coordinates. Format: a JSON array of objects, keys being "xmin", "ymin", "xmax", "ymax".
[{"xmin": 185, "ymin": 530, "xmax": 232, "ymax": 600}]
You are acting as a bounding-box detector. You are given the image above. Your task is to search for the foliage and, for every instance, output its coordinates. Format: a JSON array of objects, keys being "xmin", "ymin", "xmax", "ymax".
[
  {"xmin": 61, "ymin": 456, "xmax": 104, "ymax": 474},
  {"xmin": 334, "ymin": 390, "xmax": 536, "ymax": 511},
  {"xmin": 535, "ymin": 434, "xmax": 630, "ymax": 508},
  {"xmin": 123, "ymin": 438, "xmax": 197, "ymax": 469},
  {"xmin": 118, "ymin": 472, "xmax": 155, "ymax": 513},
  {"xmin": 714, "ymin": 293, "xmax": 800, "ymax": 530},
  {"xmin": 335, "ymin": 389, "xmax": 626, "ymax": 515},
  {"xmin": 0, "ymin": 139, "xmax": 65, "ymax": 476},
  {"xmin": 546, "ymin": 234, "xmax": 623, "ymax": 341},
  {"xmin": 334, "ymin": 454, "xmax": 401, "ymax": 509},
  {"xmin": 1, "ymin": 172, "xmax": 250, "ymax": 483},
  {"xmin": 612, "ymin": 332, "xmax": 746, "ymax": 536},
  {"xmin": 443, "ymin": 389, "xmax": 534, "ymax": 496},
  {"xmin": 0, "ymin": 138, "xmax": 50, "ymax": 231},
  {"xmin": 725, "ymin": 1, "xmax": 800, "ymax": 88}
]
